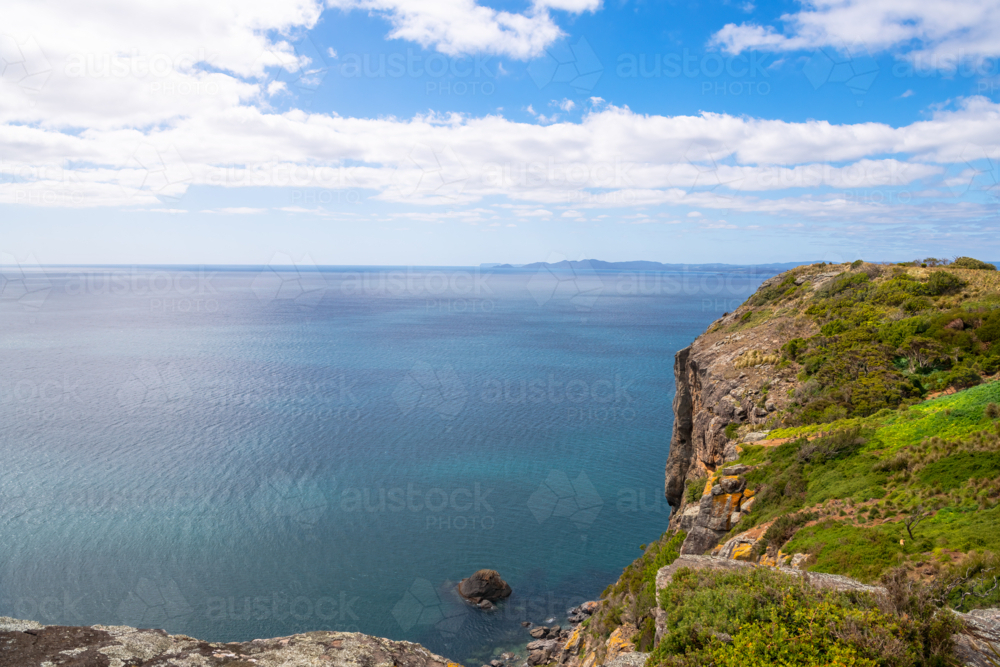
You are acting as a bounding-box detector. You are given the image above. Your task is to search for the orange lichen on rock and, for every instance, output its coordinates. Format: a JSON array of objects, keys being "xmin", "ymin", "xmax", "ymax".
[
  {"xmin": 731, "ymin": 542, "xmax": 754, "ymax": 561},
  {"xmin": 605, "ymin": 625, "xmax": 636, "ymax": 661}
]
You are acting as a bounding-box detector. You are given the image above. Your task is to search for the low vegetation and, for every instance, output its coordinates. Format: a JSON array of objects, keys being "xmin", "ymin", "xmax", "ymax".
[
  {"xmin": 722, "ymin": 378, "xmax": 1000, "ymax": 582},
  {"xmin": 586, "ymin": 531, "xmax": 685, "ymax": 659},
  {"xmin": 739, "ymin": 259, "xmax": 1000, "ymax": 425},
  {"xmin": 648, "ymin": 565, "xmax": 960, "ymax": 667}
]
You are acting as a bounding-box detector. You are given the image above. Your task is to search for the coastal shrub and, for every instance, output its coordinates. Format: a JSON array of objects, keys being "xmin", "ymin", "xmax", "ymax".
[
  {"xmin": 648, "ymin": 566, "xmax": 956, "ymax": 667},
  {"xmin": 939, "ymin": 367, "xmax": 983, "ymax": 391},
  {"xmin": 952, "ymin": 257, "xmax": 997, "ymax": 271},
  {"xmin": 880, "ymin": 567, "xmax": 963, "ymax": 662},
  {"xmin": 742, "ymin": 265, "xmax": 1000, "ymax": 425},
  {"xmin": 685, "ymin": 476, "xmax": 706, "ymax": 504},
  {"xmin": 978, "ymin": 313, "xmax": 1000, "ymax": 343},
  {"xmin": 932, "ymin": 551, "xmax": 1000, "ymax": 611},
  {"xmin": 749, "ymin": 275, "xmax": 797, "ymax": 306},
  {"xmin": 724, "ymin": 422, "xmax": 740, "ymax": 440},
  {"xmin": 797, "ymin": 427, "xmax": 866, "ymax": 463},
  {"xmin": 782, "ymin": 337, "xmax": 808, "ymax": 360},
  {"xmin": 924, "ymin": 271, "xmax": 966, "ymax": 296}
]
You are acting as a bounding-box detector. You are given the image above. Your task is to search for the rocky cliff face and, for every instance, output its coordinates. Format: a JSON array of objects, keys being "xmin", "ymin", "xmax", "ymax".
[
  {"xmin": 663, "ymin": 265, "xmax": 839, "ymax": 554},
  {"xmin": 0, "ymin": 616, "xmax": 462, "ymax": 667}
]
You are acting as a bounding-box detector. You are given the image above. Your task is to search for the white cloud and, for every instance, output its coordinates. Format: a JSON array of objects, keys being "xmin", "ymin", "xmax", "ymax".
[
  {"xmin": 533, "ymin": 0, "xmax": 601, "ymax": 12},
  {"xmin": 206, "ymin": 207, "xmax": 268, "ymax": 214},
  {"xmin": 2, "ymin": 0, "xmax": 1000, "ymax": 232},
  {"xmin": 710, "ymin": 0, "xmax": 1000, "ymax": 64},
  {"xmin": 4, "ymin": 98, "xmax": 1000, "ymax": 217},
  {"xmin": 0, "ymin": 0, "xmax": 323, "ymax": 130},
  {"xmin": 325, "ymin": 0, "xmax": 572, "ymax": 59}
]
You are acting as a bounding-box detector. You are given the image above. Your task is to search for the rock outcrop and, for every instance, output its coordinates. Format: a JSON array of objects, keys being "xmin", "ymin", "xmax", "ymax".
[
  {"xmin": 0, "ymin": 616, "xmax": 462, "ymax": 667},
  {"xmin": 457, "ymin": 570, "xmax": 512, "ymax": 606},
  {"xmin": 655, "ymin": 555, "xmax": 886, "ymax": 595},
  {"xmin": 664, "ymin": 266, "xmax": 833, "ymax": 554},
  {"xmin": 523, "ymin": 603, "xmax": 598, "ymax": 666},
  {"xmin": 952, "ymin": 608, "xmax": 1000, "ymax": 667}
]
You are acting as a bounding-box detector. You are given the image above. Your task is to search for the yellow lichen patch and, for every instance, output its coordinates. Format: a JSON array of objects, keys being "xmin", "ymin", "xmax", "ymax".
[
  {"xmin": 702, "ymin": 476, "xmax": 717, "ymax": 498},
  {"xmin": 581, "ymin": 653, "xmax": 597, "ymax": 667},
  {"xmin": 731, "ymin": 542, "xmax": 754, "ymax": 561},
  {"xmin": 605, "ymin": 625, "xmax": 636, "ymax": 661},
  {"xmin": 563, "ymin": 627, "xmax": 582, "ymax": 652},
  {"xmin": 743, "ymin": 488, "xmax": 755, "ymax": 498},
  {"xmin": 759, "ymin": 550, "xmax": 790, "ymax": 568},
  {"xmin": 711, "ymin": 492, "xmax": 743, "ymax": 528}
]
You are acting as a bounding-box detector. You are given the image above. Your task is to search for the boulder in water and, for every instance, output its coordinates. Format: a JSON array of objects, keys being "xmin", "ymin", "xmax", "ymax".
[{"xmin": 457, "ymin": 569, "xmax": 512, "ymax": 604}]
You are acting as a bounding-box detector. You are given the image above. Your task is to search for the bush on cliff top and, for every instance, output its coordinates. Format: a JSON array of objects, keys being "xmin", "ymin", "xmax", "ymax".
[
  {"xmin": 952, "ymin": 257, "xmax": 998, "ymax": 271},
  {"xmin": 748, "ymin": 264, "xmax": 1000, "ymax": 426},
  {"xmin": 648, "ymin": 566, "xmax": 959, "ymax": 667}
]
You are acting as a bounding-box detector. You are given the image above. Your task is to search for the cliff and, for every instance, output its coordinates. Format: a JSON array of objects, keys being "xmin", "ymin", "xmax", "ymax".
[
  {"xmin": 531, "ymin": 258, "xmax": 1000, "ymax": 667},
  {"xmin": 664, "ymin": 260, "xmax": 1000, "ymax": 557},
  {"xmin": 0, "ymin": 616, "xmax": 462, "ymax": 667}
]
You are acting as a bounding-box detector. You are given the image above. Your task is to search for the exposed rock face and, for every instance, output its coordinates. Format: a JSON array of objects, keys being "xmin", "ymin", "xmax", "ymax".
[
  {"xmin": 457, "ymin": 570, "xmax": 512, "ymax": 604},
  {"xmin": 0, "ymin": 616, "xmax": 462, "ymax": 667},
  {"xmin": 952, "ymin": 608, "xmax": 1000, "ymax": 667},
  {"xmin": 664, "ymin": 268, "xmax": 827, "ymax": 553}
]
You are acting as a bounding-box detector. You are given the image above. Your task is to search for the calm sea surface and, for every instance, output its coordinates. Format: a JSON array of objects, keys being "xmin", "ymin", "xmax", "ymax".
[{"xmin": 0, "ymin": 265, "xmax": 766, "ymax": 664}]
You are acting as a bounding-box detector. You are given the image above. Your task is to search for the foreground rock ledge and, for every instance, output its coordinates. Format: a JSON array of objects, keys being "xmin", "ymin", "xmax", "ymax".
[{"xmin": 0, "ymin": 616, "xmax": 463, "ymax": 667}]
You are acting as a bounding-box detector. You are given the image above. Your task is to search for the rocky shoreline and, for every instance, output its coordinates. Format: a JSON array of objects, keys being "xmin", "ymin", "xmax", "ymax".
[{"xmin": 0, "ymin": 616, "xmax": 463, "ymax": 667}]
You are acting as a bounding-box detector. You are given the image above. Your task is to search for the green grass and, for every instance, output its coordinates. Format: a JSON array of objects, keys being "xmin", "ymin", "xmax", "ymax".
[
  {"xmin": 722, "ymin": 379, "xmax": 1000, "ymax": 580},
  {"xmin": 769, "ymin": 379, "xmax": 1000, "ymax": 451},
  {"xmin": 918, "ymin": 504, "xmax": 1000, "ymax": 552},
  {"xmin": 784, "ymin": 504, "xmax": 1000, "ymax": 582},
  {"xmin": 783, "ymin": 520, "xmax": 905, "ymax": 582},
  {"xmin": 918, "ymin": 452, "xmax": 1000, "ymax": 490}
]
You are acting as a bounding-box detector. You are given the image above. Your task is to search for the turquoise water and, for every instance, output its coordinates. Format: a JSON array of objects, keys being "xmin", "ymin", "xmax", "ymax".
[{"xmin": 0, "ymin": 266, "xmax": 765, "ymax": 664}]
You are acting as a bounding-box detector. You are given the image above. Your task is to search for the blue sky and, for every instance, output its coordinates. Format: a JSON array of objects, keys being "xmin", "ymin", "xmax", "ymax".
[{"xmin": 2, "ymin": 0, "xmax": 999, "ymax": 266}]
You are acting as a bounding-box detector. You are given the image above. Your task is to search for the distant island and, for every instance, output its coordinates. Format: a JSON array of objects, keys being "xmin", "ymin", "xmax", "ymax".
[
  {"xmin": 480, "ymin": 260, "xmax": 814, "ymax": 271},
  {"xmin": 481, "ymin": 259, "xmax": 1000, "ymax": 272}
]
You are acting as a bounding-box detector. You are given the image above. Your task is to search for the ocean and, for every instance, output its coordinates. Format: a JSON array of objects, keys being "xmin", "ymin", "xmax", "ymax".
[{"xmin": 0, "ymin": 264, "xmax": 767, "ymax": 664}]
